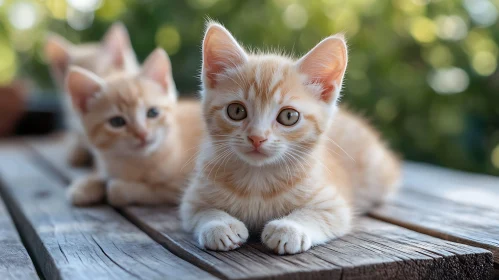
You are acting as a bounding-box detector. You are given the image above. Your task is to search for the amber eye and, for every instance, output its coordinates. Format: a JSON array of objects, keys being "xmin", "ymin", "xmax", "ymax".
[
  {"xmin": 109, "ymin": 116, "xmax": 126, "ymax": 128},
  {"xmin": 227, "ymin": 103, "xmax": 247, "ymax": 121},
  {"xmin": 277, "ymin": 108, "xmax": 300, "ymax": 126}
]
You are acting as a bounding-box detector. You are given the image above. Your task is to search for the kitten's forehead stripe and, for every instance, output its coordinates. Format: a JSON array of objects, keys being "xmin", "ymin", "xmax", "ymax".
[{"xmin": 233, "ymin": 61, "xmax": 293, "ymax": 112}]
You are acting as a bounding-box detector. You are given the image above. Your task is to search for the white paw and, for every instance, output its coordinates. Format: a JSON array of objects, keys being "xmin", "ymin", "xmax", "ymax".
[
  {"xmin": 106, "ymin": 180, "xmax": 130, "ymax": 207},
  {"xmin": 198, "ymin": 219, "xmax": 249, "ymax": 251},
  {"xmin": 262, "ymin": 220, "xmax": 312, "ymax": 255},
  {"xmin": 67, "ymin": 177, "xmax": 105, "ymax": 206}
]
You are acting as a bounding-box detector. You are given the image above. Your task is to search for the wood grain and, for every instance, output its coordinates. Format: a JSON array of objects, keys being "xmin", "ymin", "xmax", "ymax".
[
  {"xmin": 0, "ymin": 186, "xmax": 38, "ymax": 279},
  {"xmin": 370, "ymin": 163, "xmax": 499, "ymax": 266},
  {"xmin": 0, "ymin": 145, "xmax": 217, "ymax": 280},
  {"xmin": 28, "ymin": 136, "xmax": 494, "ymax": 280}
]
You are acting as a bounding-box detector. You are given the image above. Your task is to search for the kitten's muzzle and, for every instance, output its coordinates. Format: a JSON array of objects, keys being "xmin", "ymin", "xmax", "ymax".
[{"xmin": 248, "ymin": 135, "xmax": 267, "ymax": 149}]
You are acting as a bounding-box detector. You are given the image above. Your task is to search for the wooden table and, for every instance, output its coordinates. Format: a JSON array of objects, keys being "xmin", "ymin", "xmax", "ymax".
[{"xmin": 0, "ymin": 134, "xmax": 498, "ymax": 280}]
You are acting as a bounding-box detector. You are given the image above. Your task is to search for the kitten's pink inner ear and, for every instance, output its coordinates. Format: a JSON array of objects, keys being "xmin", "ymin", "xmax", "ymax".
[
  {"xmin": 103, "ymin": 22, "xmax": 132, "ymax": 68},
  {"xmin": 44, "ymin": 35, "xmax": 71, "ymax": 76},
  {"xmin": 141, "ymin": 48, "xmax": 170, "ymax": 90},
  {"xmin": 297, "ymin": 35, "xmax": 348, "ymax": 104},
  {"xmin": 66, "ymin": 67, "xmax": 104, "ymax": 113},
  {"xmin": 203, "ymin": 24, "xmax": 247, "ymax": 88}
]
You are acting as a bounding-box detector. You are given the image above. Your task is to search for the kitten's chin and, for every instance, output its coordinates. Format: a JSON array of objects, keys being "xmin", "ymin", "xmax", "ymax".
[{"xmin": 235, "ymin": 150, "xmax": 276, "ymax": 167}]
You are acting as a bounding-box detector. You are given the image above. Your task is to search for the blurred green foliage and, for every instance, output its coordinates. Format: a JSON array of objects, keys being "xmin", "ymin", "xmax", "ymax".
[{"xmin": 1, "ymin": 0, "xmax": 499, "ymax": 175}]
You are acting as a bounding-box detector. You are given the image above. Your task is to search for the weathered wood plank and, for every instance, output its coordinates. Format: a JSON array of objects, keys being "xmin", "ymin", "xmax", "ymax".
[
  {"xmin": 370, "ymin": 163, "xmax": 499, "ymax": 266},
  {"xmin": 125, "ymin": 206, "xmax": 493, "ymax": 280},
  {"xmin": 403, "ymin": 162, "xmax": 499, "ymax": 210},
  {"xmin": 0, "ymin": 183, "xmax": 38, "ymax": 279},
  {"xmin": 0, "ymin": 145, "xmax": 217, "ymax": 280},
  {"xmin": 29, "ymin": 136, "xmax": 494, "ymax": 280}
]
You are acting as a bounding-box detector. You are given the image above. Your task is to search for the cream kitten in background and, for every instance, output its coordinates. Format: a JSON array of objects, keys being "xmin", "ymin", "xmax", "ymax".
[
  {"xmin": 180, "ymin": 23, "xmax": 401, "ymax": 255},
  {"xmin": 65, "ymin": 48, "xmax": 204, "ymax": 206},
  {"xmin": 45, "ymin": 22, "xmax": 139, "ymax": 167}
]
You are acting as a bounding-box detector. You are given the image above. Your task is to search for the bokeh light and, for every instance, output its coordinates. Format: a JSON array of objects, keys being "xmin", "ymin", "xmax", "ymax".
[
  {"xmin": 156, "ymin": 25, "xmax": 181, "ymax": 56},
  {"xmin": 410, "ymin": 17, "xmax": 436, "ymax": 43},
  {"xmin": 428, "ymin": 67, "xmax": 469, "ymax": 94},
  {"xmin": 464, "ymin": 0, "xmax": 498, "ymax": 27},
  {"xmin": 67, "ymin": 8, "xmax": 94, "ymax": 30},
  {"xmin": 282, "ymin": 4, "xmax": 308, "ymax": 30},
  {"xmin": 472, "ymin": 51, "xmax": 497, "ymax": 76},
  {"xmin": 67, "ymin": 0, "xmax": 102, "ymax": 13},
  {"xmin": 435, "ymin": 15, "xmax": 468, "ymax": 41},
  {"xmin": 8, "ymin": 1, "xmax": 37, "ymax": 30}
]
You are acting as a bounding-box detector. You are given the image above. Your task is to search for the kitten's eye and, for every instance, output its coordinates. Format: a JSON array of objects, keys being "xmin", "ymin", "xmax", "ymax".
[
  {"xmin": 109, "ymin": 116, "xmax": 126, "ymax": 128},
  {"xmin": 277, "ymin": 108, "xmax": 300, "ymax": 126},
  {"xmin": 147, "ymin": 107, "xmax": 160, "ymax": 118},
  {"xmin": 227, "ymin": 103, "xmax": 247, "ymax": 121}
]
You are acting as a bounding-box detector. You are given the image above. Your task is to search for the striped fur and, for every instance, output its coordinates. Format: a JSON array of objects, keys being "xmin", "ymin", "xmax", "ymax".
[
  {"xmin": 45, "ymin": 23, "xmax": 139, "ymax": 167},
  {"xmin": 180, "ymin": 23, "xmax": 401, "ymax": 255},
  {"xmin": 66, "ymin": 49, "xmax": 205, "ymax": 207}
]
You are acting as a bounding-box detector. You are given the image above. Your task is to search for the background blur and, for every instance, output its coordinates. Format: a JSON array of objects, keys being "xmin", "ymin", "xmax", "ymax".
[{"xmin": 0, "ymin": 0, "xmax": 498, "ymax": 175}]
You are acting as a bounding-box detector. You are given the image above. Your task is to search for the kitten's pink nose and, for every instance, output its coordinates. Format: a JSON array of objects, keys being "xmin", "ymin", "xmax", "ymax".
[
  {"xmin": 135, "ymin": 130, "xmax": 148, "ymax": 143},
  {"xmin": 248, "ymin": 135, "xmax": 267, "ymax": 149}
]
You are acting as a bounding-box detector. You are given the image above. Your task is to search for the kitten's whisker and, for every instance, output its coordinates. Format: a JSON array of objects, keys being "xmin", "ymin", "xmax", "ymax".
[
  {"xmin": 202, "ymin": 144, "xmax": 229, "ymax": 169},
  {"xmin": 208, "ymin": 149, "xmax": 232, "ymax": 179},
  {"xmin": 204, "ymin": 148, "xmax": 231, "ymax": 178},
  {"xmin": 286, "ymin": 149, "xmax": 312, "ymax": 178},
  {"xmin": 287, "ymin": 147, "xmax": 334, "ymax": 176},
  {"xmin": 289, "ymin": 142, "xmax": 345, "ymax": 163},
  {"xmin": 223, "ymin": 152, "xmax": 234, "ymax": 173},
  {"xmin": 284, "ymin": 152, "xmax": 306, "ymax": 181},
  {"xmin": 215, "ymin": 149, "xmax": 234, "ymax": 179},
  {"xmin": 281, "ymin": 153, "xmax": 293, "ymax": 184},
  {"xmin": 181, "ymin": 142, "xmax": 230, "ymax": 171},
  {"xmin": 323, "ymin": 136, "xmax": 356, "ymax": 162}
]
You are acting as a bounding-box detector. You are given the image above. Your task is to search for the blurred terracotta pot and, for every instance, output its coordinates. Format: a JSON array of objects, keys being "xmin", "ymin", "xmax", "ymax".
[{"xmin": 0, "ymin": 80, "xmax": 28, "ymax": 137}]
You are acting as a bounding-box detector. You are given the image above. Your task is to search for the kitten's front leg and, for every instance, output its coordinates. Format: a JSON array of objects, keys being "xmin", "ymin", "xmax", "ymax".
[
  {"xmin": 194, "ymin": 209, "xmax": 249, "ymax": 251},
  {"xmin": 262, "ymin": 191, "xmax": 352, "ymax": 255},
  {"xmin": 67, "ymin": 173, "xmax": 106, "ymax": 206},
  {"xmin": 181, "ymin": 193, "xmax": 249, "ymax": 251}
]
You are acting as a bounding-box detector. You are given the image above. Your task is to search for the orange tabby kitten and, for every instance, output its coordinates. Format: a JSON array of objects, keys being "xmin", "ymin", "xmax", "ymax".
[
  {"xmin": 65, "ymin": 48, "xmax": 204, "ymax": 206},
  {"xmin": 45, "ymin": 22, "xmax": 139, "ymax": 166},
  {"xmin": 180, "ymin": 23, "xmax": 401, "ymax": 254}
]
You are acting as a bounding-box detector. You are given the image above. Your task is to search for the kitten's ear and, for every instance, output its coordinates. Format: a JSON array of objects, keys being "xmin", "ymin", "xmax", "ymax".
[
  {"xmin": 44, "ymin": 33, "xmax": 72, "ymax": 77},
  {"xmin": 202, "ymin": 22, "xmax": 247, "ymax": 88},
  {"xmin": 103, "ymin": 22, "xmax": 138, "ymax": 72},
  {"xmin": 66, "ymin": 66, "xmax": 105, "ymax": 114},
  {"xmin": 296, "ymin": 34, "xmax": 348, "ymax": 105},
  {"xmin": 140, "ymin": 48, "xmax": 171, "ymax": 90}
]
